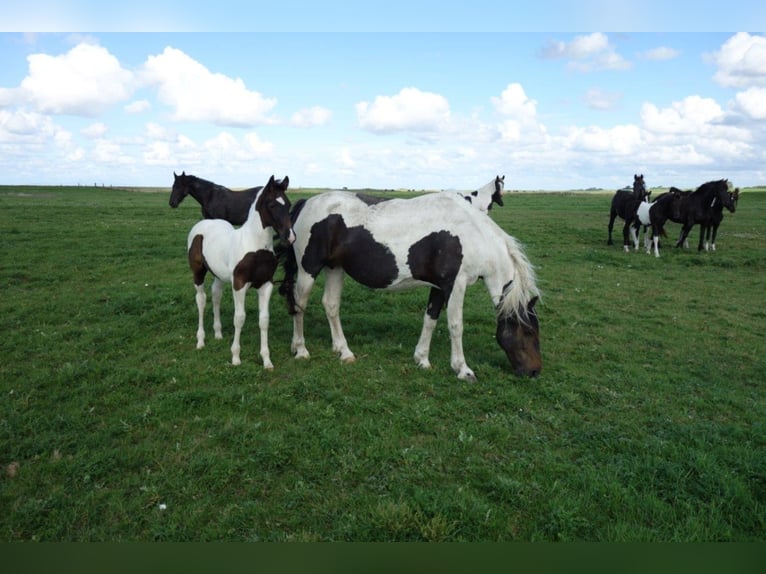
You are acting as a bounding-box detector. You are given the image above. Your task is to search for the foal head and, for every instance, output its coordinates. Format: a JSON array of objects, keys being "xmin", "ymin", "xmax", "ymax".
[
  {"xmin": 256, "ymin": 175, "xmax": 295, "ymax": 244},
  {"xmin": 169, "ymin": 171, "xmax": 193, "ymax": 207},
  {"xmin": 495, "ymin": 296, "xmax": 541, "ymax": 378}
]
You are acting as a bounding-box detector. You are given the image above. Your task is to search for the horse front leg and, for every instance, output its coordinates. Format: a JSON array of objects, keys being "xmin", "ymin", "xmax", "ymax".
[
  {"xmin": 698, "ymin": 224, "xmax": 707, "ymax": 251},
  {"xmin": 414, "ymin": 287, "xmax": 445, "ymax": 369},
  {"xmin": 322, "ymin": 267, "xmax": 355, "ymax": 363},
  {"xmin": 651, "ymin": 225, "xmax": 660, "ymax": 257},
  {"xmin": 607, "ymin": 212, "xmax": 616, "ymax": 245},
  {"xmin": 256, "ymin": 281, "xmax": 274, "ymax": 369},
  {"xmin": 291, "ymin": 270, "xmax": 315, "ymax": 360},
  {"xmin": 710, "ymin": 223, "xmax": 720, "ymax": 251},
  {"xmin": 230, "ymin": 285, "xmax": 248, "ymax": 365},
  {"xmin": 445, "ymin": 280, "xmax": 476, "ymax": 382}
]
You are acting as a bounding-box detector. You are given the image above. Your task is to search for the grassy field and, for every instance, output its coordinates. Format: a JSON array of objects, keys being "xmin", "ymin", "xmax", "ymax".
[{"xmin": 0, "ymin": 184, "xmax": 764, "ymax": 541}]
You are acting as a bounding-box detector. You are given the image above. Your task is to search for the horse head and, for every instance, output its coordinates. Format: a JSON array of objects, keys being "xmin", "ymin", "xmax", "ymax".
[
  {"xmin": 632, "ymin": 174, "xmax": 648, "ymax": 200},
  {"xmin": 256, "ymin": 175, "xmax": 295, "ymax": 244},
  {"xmin": 669, "ymin": 188, "xmax": 684, "ymax": 221},
  {"xmin": 495, "ymin": 296, "xmax": 541, "ymax": 378},
  {"xmin": 490, "ymin": 175, "xmax": 505, "ymax": 210},
  {"xmin": 169, "ymin": 171, "xmax": 190, "ymax": 208},
  {"xmin": 715, "ymin": 179, "xmax": 737, "ymax": 213}
]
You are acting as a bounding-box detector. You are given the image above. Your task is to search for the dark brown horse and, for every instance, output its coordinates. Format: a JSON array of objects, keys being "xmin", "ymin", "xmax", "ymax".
[{"xmin": 170, "ymin": 172, "xmax": 263, "ymax": 225}]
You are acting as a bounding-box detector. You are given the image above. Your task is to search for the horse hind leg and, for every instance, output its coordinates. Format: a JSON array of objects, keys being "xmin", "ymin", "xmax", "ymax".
[
  {"xmin": 322, "ymin": 267, "xmax": 355, "ymax": 363},
  {"xmin": 607, "ymin": 213, "xmax": 616, "ymax": 245},
  {"xmin": 194, "ymin": 283, "xmax": 206, "ymax": 349},
  {"xmin": 211, "ymin": 277, "xmax": 224, "ymax": 340}
]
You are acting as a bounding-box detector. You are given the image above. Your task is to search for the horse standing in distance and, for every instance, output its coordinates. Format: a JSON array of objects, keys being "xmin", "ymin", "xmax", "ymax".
[
  {"xmin": 701, "ymin": 187, "xmax": 739, "ymax": 251},
  {"xmin": 280, "ymin": 191, "xmax": 541, "ymax": 380},
  {"xmin": 607, "ymin": 174, "xmax": 651, "ymax": 250},
  {"xmin": 674, "ymin": 180, "xmax": 737, "ymax": 251},
  {"xmin": 457, "ymin": 175, "xmax": 505, "ymax": 213},
  {"xmin": 633, "ymin": 189, "xmax": 683, "ymax": 257},
  {"xmin": 170, "ymin": 172, "xmax": 263, "ymax": 225},
  {"xmin": 186, "ymin": 175, "xmax": 295, "ymax": 367}
]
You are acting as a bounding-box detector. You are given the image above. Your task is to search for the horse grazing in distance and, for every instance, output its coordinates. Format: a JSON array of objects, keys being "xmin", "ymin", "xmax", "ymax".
[
  {"xmin": 280, "ymin": 191, "xmax": 541, "ymax": 380},
  {"xmin": 607, "ymin": 174, "xmax": 651, "ymax": 250},
  {"xmin": 170, "ymin": 172, "xmax": 263, "ymax": 225},
  {"xmin": 457, "ymin": 175, "xmax": 505, "ymax": 213},
  {"xmin": 674, "ymin": 180, "xmax": 737, "ymax": 251},
  {"xmin": 634, "ymin": 189, "xmax": 683, "ymax": 257},
  {"xmin": 186, "ymin": 175, "xmax": 294, "ymax": 367}
]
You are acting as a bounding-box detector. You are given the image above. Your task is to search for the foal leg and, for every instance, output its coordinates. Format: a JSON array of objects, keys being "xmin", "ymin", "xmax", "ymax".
[
  {"xmin": 322, "ymin": 267, "xmax": 355, "ymax": 363},
  {"xmin": 211, "ymin": 277, "xmax": 224, "ymax": 340},
  {"xmin": 445, "ymin": 280, "xmax": 476, "ymax": 382},
  {"xmin": 291, "ymin": 271, "xmax": 315, "ymax": 360},
  {"xmin": 414, "ymin": 288, "xmax": 445, "ymax": 369},
  {"xmin": 194, "ymin": 283, "xmax": 207, "ymax": 349},
  {"xmin": 230, "ymin": 284, "xmax": 249, "ymax": 366},
  {"xmin": 256, "ymin": 281, "xmax": 274, "ymax": 369}
]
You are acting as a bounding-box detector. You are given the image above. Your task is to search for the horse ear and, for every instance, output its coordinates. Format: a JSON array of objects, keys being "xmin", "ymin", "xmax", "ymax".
[{"xmin": 281, "ymin": 175, "xmax": 290, "ymax": 190}]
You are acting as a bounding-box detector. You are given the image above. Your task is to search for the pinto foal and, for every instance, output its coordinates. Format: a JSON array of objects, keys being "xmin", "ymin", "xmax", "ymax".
[{"xmin": 186, "ymin": 175, "xmax": 295, "ymax": 367}]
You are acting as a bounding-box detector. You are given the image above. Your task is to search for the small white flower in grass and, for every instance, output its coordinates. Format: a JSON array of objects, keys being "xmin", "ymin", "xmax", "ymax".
[{"xmin": 159, "ymin": 503, "xmax": 167, "ymax": 511}]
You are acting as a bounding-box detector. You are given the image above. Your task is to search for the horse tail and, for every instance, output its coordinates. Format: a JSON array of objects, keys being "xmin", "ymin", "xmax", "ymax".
[
  {"xmin": 497, "ymin": 234, "xmax": 540, "ymax": 324},
  {"xmin": 277, "ymin": 198, "xmax": 309, "ymax": 315}
]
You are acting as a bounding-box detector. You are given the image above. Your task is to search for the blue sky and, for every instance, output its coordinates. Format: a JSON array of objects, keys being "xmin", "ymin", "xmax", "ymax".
[{"xmin": 1, "ymin": 2, "xmax": 765, "ymax": 190}]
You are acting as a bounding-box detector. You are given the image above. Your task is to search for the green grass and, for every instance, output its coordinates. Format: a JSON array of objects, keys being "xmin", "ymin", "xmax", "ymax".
[{"xmin": 1, "ymin": 185, "xmax": 764, "ymax": 541}]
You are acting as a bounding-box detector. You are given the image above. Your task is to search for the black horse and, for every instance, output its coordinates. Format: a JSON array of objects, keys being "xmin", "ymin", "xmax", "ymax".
[
  {"xmin": 700, "ymin": 186, "xmax": 739, "ymax": 251},
  {"xmin": 607, "ymin": 174, "xmax": 651, "ymax": 250},
  {"xmin": 674, "ymin": 180, "xmax": 737, "ymax": 251},
  {"xmin": 632, "ymin": 189, "xmax": 683, "ymax": 257},
  {"xmin": 169, "ymin": 172, "xmax": 264, "ymax": 225}
]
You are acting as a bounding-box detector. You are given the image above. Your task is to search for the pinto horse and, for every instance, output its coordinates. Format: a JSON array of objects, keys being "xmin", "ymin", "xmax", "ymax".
[
  {"xmin": 170, "ymin": 172, "xmax": 263, "ymax": 225},
  {"xmin": 607, "ymin": 174, "xmax": 651, "ymax": 250},
  {"xmin": 674, "ymin": 180, "xmax": 737, "ymax": 251},
  {"xmin": 186, "ymin": 175, "xmax": 294, "ymax": 367},
  {"xmin": 279, "ymin": 191, "xmax": 541, "ymax": 380},
  {"xmin": 457, "ymin": 175, "xmax": 505, "ymax": 213},
  {"xmin": 633, "ymin": 189, "xmax": 683, "ymax": 257}
]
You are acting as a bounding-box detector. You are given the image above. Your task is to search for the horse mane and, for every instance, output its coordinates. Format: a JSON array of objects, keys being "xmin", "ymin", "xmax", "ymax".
[
  {"xmin": 496, "ymin": 233, "xmax": 540, "ymax": 323},
  {"xmin": 693, "ymin": 179, "xmax": 728, "ymax": 195}
]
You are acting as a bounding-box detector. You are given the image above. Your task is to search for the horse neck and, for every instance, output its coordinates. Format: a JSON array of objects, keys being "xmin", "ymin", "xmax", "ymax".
[
  {"xmin": 187, "ymin": 178, "xmax": 214, "ymax": 204},
  {"xmin": 493, "ymin": 233, "xmax": 539, "ymax": 321},
  {"xmin": 240, "ymin": 189, "xmax": 270, "ymax": 237}
]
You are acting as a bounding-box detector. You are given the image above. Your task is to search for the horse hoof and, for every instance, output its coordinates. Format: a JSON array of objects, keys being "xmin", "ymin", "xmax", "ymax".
[
  {"xmin": 416, "ymin": 359, "xmax": 431, "ymax": 369},
  {"xmin": 231, "ymin": 358, "xmax": 241, "ymax": 366},
  {"xmin": 263, "ymin": 362, "xmax": 274, "ymax": 370},
  {"xmin": 341, "ymin": 354, "xmax": 356, "ymax": 364}
]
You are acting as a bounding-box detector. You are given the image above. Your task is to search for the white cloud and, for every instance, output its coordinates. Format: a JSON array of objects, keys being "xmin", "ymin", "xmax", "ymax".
[
  {"xmin": 125, "ymin": 99, "xmax": 151, "ymax": 113},
  {"xmin": 641, "ymin": 95, "xmax": 724, "ymax": 134},
  {"xmin": 540, "ymin": 32, "xmax": 631, "ymax": 72},
  {"xmin": 734, "ymin": 86, "xmax": 766, "ymax": 120},
  {"xmin": 81, "ymin": 122, "xmax": 108, "ymax": 138},
  {"xmin": 18, "ymin": 43, "xmax": 133, "ymax": 116},
  {"xmin": 583, "ymin": 88, "xmax": 622, "ymax": 110},
  {"xmin": 356, "ymin": 87, "xmax": 450, "ymax": 133},
  {"xmin": 711, "ymin": 32, "xmax": 766, "ymax": 88},
  {"xmin": 0, "ymin": 109, "xmax": 65, "ymax": 143},
  {"xmin": 290, "ymin": 106, "xmax": 332, "ymax": 127},
  {"xmin": 491, "ymin": 83, "xmax": 547, "ymax": 142},
  {"xmin": 641, "ymin": 47, "xmax": 680, "ymax": 61},
  {"xmin": 141, "ymin": 47, "xmax": 278, "ymax": 127},
  {"xmin": 562, "ymin": 124, "xmax": 642, "ymax": 155}
]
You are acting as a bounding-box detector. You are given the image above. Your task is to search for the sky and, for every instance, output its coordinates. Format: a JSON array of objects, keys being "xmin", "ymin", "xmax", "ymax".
[{"xmin": 1, "ymin": 2, "xmax": 765, "ymax": 191}]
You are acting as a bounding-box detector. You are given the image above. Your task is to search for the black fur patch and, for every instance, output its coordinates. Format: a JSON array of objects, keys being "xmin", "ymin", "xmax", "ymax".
[
  {"xmin": 302, "ymin": 214, "xmax": 398, "ymax": 288},
  {"xmin": 233, "ymin": 249, "xmax": 278, "ymax": 291},
  {"xmin": 407, "ymin": 231, "xmax": 463, "ymax": 303}
]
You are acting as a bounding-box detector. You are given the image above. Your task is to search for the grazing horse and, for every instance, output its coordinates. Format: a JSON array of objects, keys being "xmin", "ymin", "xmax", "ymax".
[
  {"xmin": 607, "ymin": 174, "xmax": 651, "ymax": 250},
  {"xmin": 674, "ymin": 180, "xmax": 736, "ymax": 251},
  {"xmin": 457, "ymin": 175, "xmax": 505, "ymax": 213},
  {"xmin": 170, "ymin": 172, "xmax": 262, "ymax": 225},
  {"xmin": 279, "ymin": 191, "xmax": 541, "ymax": 380},
  {"xmin": 187, "ymin": 175, "xmax": 295, "ymax": 367},
  {"xmin": 633, "ymin": 189, "xmax": 683, "ymax": 257}
]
